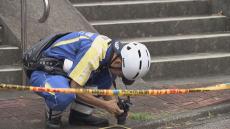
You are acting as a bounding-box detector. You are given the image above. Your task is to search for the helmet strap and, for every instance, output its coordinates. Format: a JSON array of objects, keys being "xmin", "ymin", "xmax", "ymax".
[
  {"xmin": 110, "ymin": 54, "xmax": 119, "ymax": 65},
  {"xmin": 109, "ymin": 66, "xmax": 122, "ymax": 70},
  {"xmin": 109, "ymin": 52, "xmax": 121, "ymax": 69}
]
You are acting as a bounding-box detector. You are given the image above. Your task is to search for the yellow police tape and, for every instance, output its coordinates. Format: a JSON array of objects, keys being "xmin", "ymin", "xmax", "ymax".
[{"xmin": 0, "ymin": 83, "xmax": 230, "ymax": 96}]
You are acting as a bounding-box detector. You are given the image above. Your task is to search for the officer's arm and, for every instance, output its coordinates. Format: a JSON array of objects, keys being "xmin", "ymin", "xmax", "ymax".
[
  {"xmin": 103, "ymin": 95, "xmax": 113, "ymax": 101},
  {"xmin": 70, "ymin": 80, "xmax": 123, "ymax": 115}
]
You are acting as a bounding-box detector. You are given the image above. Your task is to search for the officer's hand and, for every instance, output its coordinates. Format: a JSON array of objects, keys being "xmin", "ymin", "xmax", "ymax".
[{"xmin": 104, "ymin": 99, "xmax": 124, "ymax": 115}]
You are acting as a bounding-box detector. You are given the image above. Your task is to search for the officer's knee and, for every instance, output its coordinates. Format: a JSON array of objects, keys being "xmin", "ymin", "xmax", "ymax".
[
  {"xmin": 54, "ymin": 94, "xmax": 75, "ymax": 110},
  {"xmin": 57, "ymin": 93, "xmax": 75, "ymax": 105}
]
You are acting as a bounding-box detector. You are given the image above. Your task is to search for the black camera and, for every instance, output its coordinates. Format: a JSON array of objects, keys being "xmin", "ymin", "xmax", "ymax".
[{"xmin": 116, "ymin": 97, "xmax": 132, "ymax": 125}]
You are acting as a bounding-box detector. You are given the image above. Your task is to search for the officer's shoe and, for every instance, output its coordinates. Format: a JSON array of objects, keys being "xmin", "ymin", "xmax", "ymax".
[
  {"xmin": 69, "ymin": 109, "xmax": 109, "ymax": 127},
  {"xmin": 45, "ymin": 109, "xmax": 62, "ymax": 129}
]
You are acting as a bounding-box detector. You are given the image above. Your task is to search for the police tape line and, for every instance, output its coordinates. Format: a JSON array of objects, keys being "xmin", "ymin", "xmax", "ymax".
[{"xmin": 0, "ymin": 83, "xmax": 230, "ymax": 96}]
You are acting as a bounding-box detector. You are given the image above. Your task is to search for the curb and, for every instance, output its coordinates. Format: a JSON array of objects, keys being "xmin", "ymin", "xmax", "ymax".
[{"xmin": 134, "ymin": 99, "xmax": 230, "ymax": 129}]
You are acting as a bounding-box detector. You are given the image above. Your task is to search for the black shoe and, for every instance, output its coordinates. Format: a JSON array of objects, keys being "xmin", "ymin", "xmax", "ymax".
[
  {"xmin": 45, "ymin": 109, "xmax": 62, "ymax": 129},
  {"xmin": 69, "ymin": 109, "xmax": 109, "ymax": 127}
]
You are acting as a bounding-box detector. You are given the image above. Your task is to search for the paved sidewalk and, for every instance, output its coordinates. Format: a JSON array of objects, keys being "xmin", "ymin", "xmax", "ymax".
[{"xmin": 0, "ymin": 75, "xmax": 230, "ymax": 129}]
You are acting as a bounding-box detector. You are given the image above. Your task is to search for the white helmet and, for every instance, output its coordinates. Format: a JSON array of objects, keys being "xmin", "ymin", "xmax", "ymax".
[
  {"xmin": 121, "ymin": 42, "xmax": 151, "ymax": 80},
  {"xmin": 111, "ymin": 41, "xmax": 151, "ymax": 85}
]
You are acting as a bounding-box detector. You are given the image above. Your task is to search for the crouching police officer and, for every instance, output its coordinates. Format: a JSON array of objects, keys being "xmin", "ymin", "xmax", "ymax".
[{"xmin": 24, "ymin": 31, "xmax": 151, "ymax": 129}]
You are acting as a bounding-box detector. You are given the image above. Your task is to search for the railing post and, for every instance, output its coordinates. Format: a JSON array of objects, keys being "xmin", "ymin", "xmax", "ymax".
[
  {"xmin": 21, "ymin": 0, "xmax": 27, "ymax": 51},
  {"xmin": 21, "ymin": 0, "xmax": 27, "ymax": 85},
  {"xmin": 21, "ymin": 0, "xmax": 50, "ymax": 84}
]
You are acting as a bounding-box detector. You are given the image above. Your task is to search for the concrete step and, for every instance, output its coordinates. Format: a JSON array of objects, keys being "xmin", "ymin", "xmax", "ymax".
[
  {"xmin": 123, "ymin": 33, "xmax": 230, "ymax": 56},
  {"xmin": 0, "ymin": 65, "xmax": 22, "ymax": 84},
  {"xmin": 73, "ymin": 0, "xmax": 210, "ymax": 21},
  {"xmin": 135, "ymin": 74, "xmax": 230, "ymax": 89},
  {"xmin": 144, "ymin": 52, "xmax": 230, "ymax": 80},
  {"xmin": 0, "ymin": 26, "xmax": 3, "ymax": 43},
  {"xmin": 0, "ymin": 45, "xmax": 21, "ymax": 65},
  {"xmin": 92, "ymin": 15, "xmax": 230, "ymax": 39}
]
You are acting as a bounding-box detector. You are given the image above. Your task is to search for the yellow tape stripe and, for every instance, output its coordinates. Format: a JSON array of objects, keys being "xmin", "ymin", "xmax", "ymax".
[
  {"xmin": 45, "ymin": 83, "xmax": 55, "ymax": 95},
  {"xmin": 52, "ymin": 36, "xmax": 89, "ymax": 47},
  {"xmin": 0, "ymin": 83, "xmax": 230, "ymax": 96}
]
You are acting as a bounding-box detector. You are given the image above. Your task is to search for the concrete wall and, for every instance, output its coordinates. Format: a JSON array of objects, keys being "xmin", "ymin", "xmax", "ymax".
[
  {"xmin": 0, "ymin": 0, "xmax": 96, "ymax": 48},
  {"xmin": 211, "ymin": 0, "xmax": 230, "ymax": 17},
  {"xmin": 0, "ymin": 17, "xmax": 19, "ymax": 45}
]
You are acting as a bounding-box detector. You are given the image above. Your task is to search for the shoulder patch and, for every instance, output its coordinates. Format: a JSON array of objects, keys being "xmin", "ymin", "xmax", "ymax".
[
  {"xmin": 84, "ymin": 32, "xmax": 95, "ymax": 37},
  {"xmin": 98, "ymin": 35, "xmax": 112, "ymax": 43}
]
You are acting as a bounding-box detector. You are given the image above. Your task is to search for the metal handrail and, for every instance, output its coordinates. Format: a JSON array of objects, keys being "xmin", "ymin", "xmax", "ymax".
[{"xmin": 39, "ymin": 0, "xmax": 50, "ymax": 23}]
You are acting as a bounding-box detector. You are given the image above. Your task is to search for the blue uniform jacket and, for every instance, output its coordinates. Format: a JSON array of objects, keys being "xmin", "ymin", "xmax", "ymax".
[{"xmin": 43, "ymin": 31, "xmax": 116, "ymax": 89}]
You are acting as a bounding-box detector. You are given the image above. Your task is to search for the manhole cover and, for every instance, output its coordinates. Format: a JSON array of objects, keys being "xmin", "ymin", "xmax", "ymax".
[{"xmin": 99, "ymin": 125, "xmax": 131, "ymax": 129}]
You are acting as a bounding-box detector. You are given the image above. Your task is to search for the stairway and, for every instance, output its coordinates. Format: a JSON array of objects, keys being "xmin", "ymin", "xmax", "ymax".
[
  {"xmin": 70, "ymin": 0, "xmax": 230, "ymax": 81},
  {"xmin": 0, "ymin": 24, "xmax": 22, "ymax": 84}
]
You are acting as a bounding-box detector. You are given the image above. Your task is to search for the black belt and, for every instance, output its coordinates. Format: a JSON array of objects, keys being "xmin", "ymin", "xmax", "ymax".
[{"xmin": 38, "ymin": 57, "xmax": 69, "ymax": 78}]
